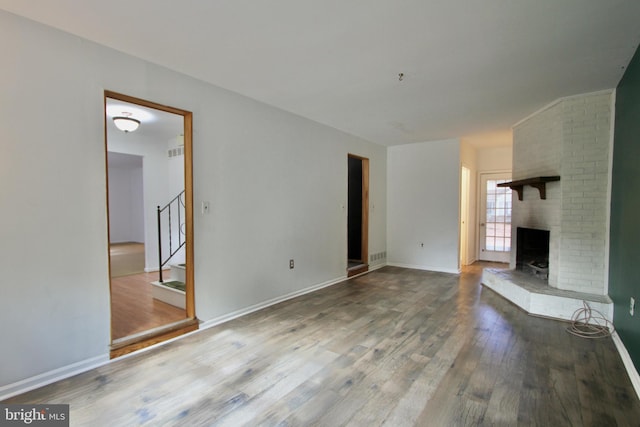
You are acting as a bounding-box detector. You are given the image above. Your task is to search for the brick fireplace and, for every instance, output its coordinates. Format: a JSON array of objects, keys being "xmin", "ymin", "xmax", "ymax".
[
  {"xmin": 482, "ymin": 90, "xmax": 614, "ymax": 320},
  {"xmin": 509, "ymin": 90, "xmax": 612, "ymax": 295}
]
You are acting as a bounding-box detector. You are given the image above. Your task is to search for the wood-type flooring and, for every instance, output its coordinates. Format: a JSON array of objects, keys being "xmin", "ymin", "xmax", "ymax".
[
  {"xmin": 110, "ymin": 271, "xmax": 186, "ymax": 340},
  {"xmin": 5, "ymin": 264, "xmax": 640, "ymax": 426}
]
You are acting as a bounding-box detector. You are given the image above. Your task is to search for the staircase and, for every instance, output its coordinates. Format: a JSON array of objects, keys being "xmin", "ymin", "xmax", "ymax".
[
  {"xmin": 151, "ymin": 191, "xmax": 187, "ymax": 308},
  {"xmin": 156, "ymin": 190, "xmax": 186, "ymax": 283}
]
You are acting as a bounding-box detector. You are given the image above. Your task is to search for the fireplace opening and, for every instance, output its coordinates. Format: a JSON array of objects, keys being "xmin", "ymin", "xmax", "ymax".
[{"xmin": 516, "ymin": 227, "xmax": 550, "ymax": 280}]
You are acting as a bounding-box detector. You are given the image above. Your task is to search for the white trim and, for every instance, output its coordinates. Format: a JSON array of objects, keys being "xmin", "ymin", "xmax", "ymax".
[
  {"xmin": 477, "ymin": 171, "xmax": 513, "ymax": 263},
  {"xmin": 1, "ymin": 270, "xmax": 381, "ymax": 400},
  {"xmin": 476, "ymin": 170, "xmax": 511, "ymax": 262},
  {"xmin": 512, "ymin": 89, "xmax": 615, "ymax": 129},
  {"xmin": 612, "ymin": 331, "xmax": 640, "ymax": 400},
  {"xmin": 0, "ymin": 355, "xmax": 110, "ymax": 402},
  {"xmin": 199, "ymin": 266, "xmax": 387, "ymax": 331},
  {"xmin": 387, "ymin": 262, "xmax": 459, "ymax": 275},
  {"xmin": 199, "ymin": 274, "xmax": 350, "ymax": 330},
  {"xmin": 603, "ymin": 89, "xmax": 616, "ymax": 295},
  {"xmin": 481, "ymin": 269, "xmax": 613, "ymax": 321}
]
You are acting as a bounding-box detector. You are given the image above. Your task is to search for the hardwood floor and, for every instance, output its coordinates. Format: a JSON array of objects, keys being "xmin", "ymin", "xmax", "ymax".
[
  {"xmin": 110, "ymin": 271, "xmax": 186, "ymax": 340},
  {"xmin": 6, "ymin": 264, "xmax": 639, "ymax": 426}
]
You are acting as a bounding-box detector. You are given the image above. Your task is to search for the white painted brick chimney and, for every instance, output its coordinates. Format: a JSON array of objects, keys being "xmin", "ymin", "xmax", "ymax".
[{"xmin": 510, "ymin": 91, "xmax": 612, "ymax": 295}]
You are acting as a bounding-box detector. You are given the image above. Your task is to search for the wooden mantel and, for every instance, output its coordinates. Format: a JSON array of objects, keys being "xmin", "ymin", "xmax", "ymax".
[{"xmin": 497, "ymin": 176, "xmax": 560, "ymax": 200}]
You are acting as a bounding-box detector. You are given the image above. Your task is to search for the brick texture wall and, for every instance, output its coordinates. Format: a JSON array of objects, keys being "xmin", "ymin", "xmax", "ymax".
[{"xmin": 511, "ymin": 91, "xmax": 612, "ymax": 295}]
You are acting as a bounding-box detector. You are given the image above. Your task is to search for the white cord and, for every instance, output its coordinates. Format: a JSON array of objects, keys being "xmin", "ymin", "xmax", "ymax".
[{"xmin": 566, "ymin": 300, "xmax": 613, "ymax": 339}]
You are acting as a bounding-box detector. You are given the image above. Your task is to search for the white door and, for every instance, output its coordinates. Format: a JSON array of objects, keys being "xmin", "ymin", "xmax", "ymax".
[
  {"xmin": 460, "ymin": 166, "xmax": 470, "ymax": 266},
  {"xmin": 479, "ymin": 173, "xmax": 512, "ymax": 263}
]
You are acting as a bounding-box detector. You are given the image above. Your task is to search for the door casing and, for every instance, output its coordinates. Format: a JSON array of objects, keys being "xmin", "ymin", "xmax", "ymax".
[
  {"xmin": 104, "ymin": 90, "xmax": 197, "ymax": 357},
  {"xmin": 347, "ymin": 154, "xmax": 369, "ymax": 277},
  {"xmin": 478, "ymin": 171, "xmax": 512, "ymax": 263}
]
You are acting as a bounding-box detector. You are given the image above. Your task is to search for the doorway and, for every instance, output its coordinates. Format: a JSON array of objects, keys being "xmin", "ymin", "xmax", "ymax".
[
  {"xmin": 479, "ymin": 172, "xmax": 512, "ymax": 263},
  {"xmin": 105, "ymin": 91, "xmax": 197, "ymax": 358},
  {"xmin": 347, "ymin": 154, "xmax": 369, "ymax": 277}
]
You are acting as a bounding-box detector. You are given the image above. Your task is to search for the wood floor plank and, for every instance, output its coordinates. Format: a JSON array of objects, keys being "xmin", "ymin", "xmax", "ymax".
[
  {"xmin": 110, "ymin": 270, "xmax": 186, "ymax": 340},
  {"xmin": 4, "ymin": 263, "xmax": 640, "ymax": 426}
]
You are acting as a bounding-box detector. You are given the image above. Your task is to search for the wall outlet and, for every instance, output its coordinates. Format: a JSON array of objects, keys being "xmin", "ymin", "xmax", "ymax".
[
  {"xmin": 631, "ymin": 297, "xmax": 635, "ymax": 316},
  {"xmin": 289, "ymin": 259, "xmax": 294, "ymax": 269}
]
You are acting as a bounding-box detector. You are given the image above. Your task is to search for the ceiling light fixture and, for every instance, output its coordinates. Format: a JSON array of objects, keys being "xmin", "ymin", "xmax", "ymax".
[{"xmin": 113, "ymin": 112, "xmax": 140, "ymax": 133}]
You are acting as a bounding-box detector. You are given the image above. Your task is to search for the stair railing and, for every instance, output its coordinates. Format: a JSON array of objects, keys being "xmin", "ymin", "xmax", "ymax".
[{"xmin": 157, "ymin": 190, "xmax": 186, "ymax": 282}]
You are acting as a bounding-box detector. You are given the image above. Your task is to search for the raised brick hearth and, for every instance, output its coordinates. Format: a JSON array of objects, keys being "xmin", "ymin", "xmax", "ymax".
[{"xmin": 482, "ymin": 91, "xmax": 614, "ymax": 320}]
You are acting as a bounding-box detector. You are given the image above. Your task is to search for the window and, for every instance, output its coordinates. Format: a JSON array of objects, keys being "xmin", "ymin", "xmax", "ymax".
[{"xmin": 485, "ymin": 179, "xmax": 512, "ymax": 252}]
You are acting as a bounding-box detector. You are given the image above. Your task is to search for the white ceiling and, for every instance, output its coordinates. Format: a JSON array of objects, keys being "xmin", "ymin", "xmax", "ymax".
[
  {"xmin": 2, "ymin": 1, "xmax": 640, "ymax": 147},
  {"xmin": 106, "ymin": 98, "xmax": 184, "ymax": 143}
]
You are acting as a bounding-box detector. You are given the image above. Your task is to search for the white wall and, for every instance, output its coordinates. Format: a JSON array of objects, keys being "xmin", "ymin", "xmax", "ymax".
[
  {"xmin": 477, "ymin": 146, "xmax": 512, "ymax": 172},
  {"xmin": 107, "ymin": 160, "xmax": 144, "ymax": 243},
  {"xmin": 108, "ymin": 132, "xmax": 171, "ymax": 271},
  {"xmin": 387, "ymin": 139, "xmax": 460, "ymax": 273},
  {"xmin": 131, "ymin": 167, "xmax": 145, "ymax": 243},
  {"xmin": 0, "ymin": 11, "xmax": 386, "ymax": 389}
]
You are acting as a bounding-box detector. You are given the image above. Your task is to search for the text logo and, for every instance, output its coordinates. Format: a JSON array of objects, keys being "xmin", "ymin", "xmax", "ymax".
[{"xmin": 1, "ymin": 405, "xmax": 69, "ymax": 426}]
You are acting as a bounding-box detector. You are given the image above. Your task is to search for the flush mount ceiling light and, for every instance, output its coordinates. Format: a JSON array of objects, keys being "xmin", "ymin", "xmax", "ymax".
[{"xmin": 113, "ymin": 112, "xmax": 140, "ymax": 133}]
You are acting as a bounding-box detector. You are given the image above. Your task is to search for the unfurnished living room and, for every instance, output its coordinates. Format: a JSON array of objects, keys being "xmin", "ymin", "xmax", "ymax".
[{"xmin": 2, "ymin": 1, "xmax": 640, "ymax": 426}]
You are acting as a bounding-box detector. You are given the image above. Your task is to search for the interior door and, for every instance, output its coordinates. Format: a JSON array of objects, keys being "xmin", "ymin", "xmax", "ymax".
[
  {"xmin": 460, "ymin": 166, "xmax": 470, "ymax": 266},
  {"xmin": 479, "ymin": 172, "xmax": 512, "ymax": 263}
]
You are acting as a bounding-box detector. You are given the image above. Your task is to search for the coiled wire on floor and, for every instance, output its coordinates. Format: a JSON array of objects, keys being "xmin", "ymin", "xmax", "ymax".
[{"xmin": 566, "ymin": 300, "xmax": 614, "ymax": 339}]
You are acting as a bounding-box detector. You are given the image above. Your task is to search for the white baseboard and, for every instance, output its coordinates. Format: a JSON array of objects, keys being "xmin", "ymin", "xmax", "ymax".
[
  {"xmin": 0, "ymin": 274, "xmax": 353, "ymax": 401},
  {"xmin": 0, "ymin": 354, "xmax": 110, "ymax": 402},
  {"xmin": 367, "ymin": 263, "xmax": 387, "ymax": 272},
  {"xmin": 612, "ymin": 331, "xmax": 640, "ymax": 400},
  {"xmin": 386, "ymin": 262, "xmax": 459, "ymax": 275},
  {"xmin": 200, "ymin": 274, "xmax": 349, "ymax": 330}
]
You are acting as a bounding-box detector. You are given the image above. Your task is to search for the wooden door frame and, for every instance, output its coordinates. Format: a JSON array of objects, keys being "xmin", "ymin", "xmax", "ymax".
[
  {"xmin": 104, "ymin": 90, "xmax": 197, "ymax": 358},
  {"xmin": 347, "ymin": 154, "xmax": 369, "ymax": 277}
]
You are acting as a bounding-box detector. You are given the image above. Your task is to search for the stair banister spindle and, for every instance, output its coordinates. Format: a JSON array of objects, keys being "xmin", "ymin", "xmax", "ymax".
[
  {"xmin": 157, "ymin": 190, "xmax": 186, "ymax": 283},
  {"xmin": 157, "ymin": 205, "xmax": 163, "ymax": 283}
]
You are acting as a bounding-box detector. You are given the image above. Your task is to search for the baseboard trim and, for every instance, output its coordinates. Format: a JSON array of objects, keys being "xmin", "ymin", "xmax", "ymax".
[
  {"xmin": 200, "ymin": 274, "xmax": 350, "ymax": 331},
  {"xmin": 386, "ymin": 262, "xmax": 459, "ymax": 275},
  {"xmin": 612, "ymin": 331, "xmax": 640, "ymax": 400},
  {"xmin": 0, "ymin": 354, "xmax": 110, "ymax": 402},
  {"xmin": 1, "ymin": 266, "xmax": 392, "ymax": 402}
]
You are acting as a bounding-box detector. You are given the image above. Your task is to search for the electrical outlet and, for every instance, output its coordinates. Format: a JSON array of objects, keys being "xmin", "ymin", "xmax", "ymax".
[
  {"xmin": 631, "ymin": 297, "xmax": 635, "ymax": 316},
  {"xmin": 201, "ymin": 201, "xmax": 210, "ymax": 215},
  {"xmin": 289, "ymin": 259, "xmax": 294, "ymax": 269}
]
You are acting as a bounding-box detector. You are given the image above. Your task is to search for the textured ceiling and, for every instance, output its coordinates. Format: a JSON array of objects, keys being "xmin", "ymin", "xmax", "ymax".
[{"xmin": 2, "ymin": 0, "xmax": 639, "ymax": 146}]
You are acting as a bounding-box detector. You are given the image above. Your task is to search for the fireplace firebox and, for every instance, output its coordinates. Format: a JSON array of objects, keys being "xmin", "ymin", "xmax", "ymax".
[{"xmin": 516, "ymin": 227, "xmax": 550, "ymax": 280}]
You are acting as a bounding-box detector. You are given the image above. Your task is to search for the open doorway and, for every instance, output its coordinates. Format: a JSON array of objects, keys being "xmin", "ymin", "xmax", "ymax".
[
  {"xmin": 105, "ymin": 91, "xmax": 197, "ymax": 358},
  {"xmin": 347, "ymin": 154, "xmax": 369, "ymax": 277}
]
